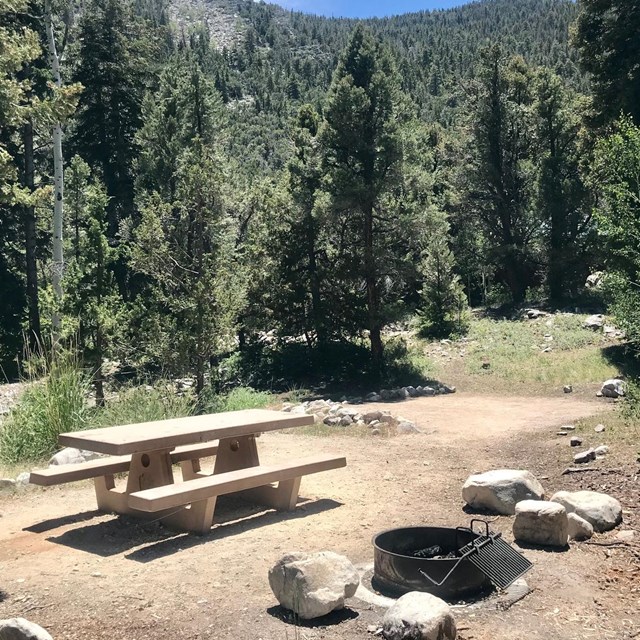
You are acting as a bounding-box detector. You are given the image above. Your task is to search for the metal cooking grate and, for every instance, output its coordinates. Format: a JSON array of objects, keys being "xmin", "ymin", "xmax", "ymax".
[
  {"xmin": 457, "ymin": 531, "xmax": 532, "ymax": 590},
  {"xmin": 418, "ymin": 519, "xmax": 532, "ymax": 591}
]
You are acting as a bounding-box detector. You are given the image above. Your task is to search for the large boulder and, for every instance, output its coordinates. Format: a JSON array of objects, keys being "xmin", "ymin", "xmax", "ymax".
[
  {"xmin": 551, "ymin": 490, "xmax": 622, "ymax": 533},
  {"xmin": 462, "ymin": 469, "xmax": 545, "ymax": 515},
  {"xmin": 513, "ymin": 500, "xmax": 568, "ymax": 547},
  {"xmin": 268, "ymin": 551, "xmax": 359, "ymax": 620},
  {"xmin": 600, "ymin": 379, "xmax": 625, "ymax": 399},
  {"xmin": 382, "ymin": 592, "xmax": 457, "ymax": 640},
  {"xmin": 0, "ymin": 618, "xmax": 53, "ymax": 640}
]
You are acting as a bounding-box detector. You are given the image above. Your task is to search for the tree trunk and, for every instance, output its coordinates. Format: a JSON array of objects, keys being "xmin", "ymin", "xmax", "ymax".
[
  {"xmin": 364, "ymin": 202, "xmax": 383, "ymax": 371},
  {"xmin": 23, "ymin": 119, "xmax": 42, "ymax": 349},
  {"xmin": 306, "ymin": 213, "xmax": 325, "ymax": 346},
  {"xmin": 45, "ymin": 0, "xmax": 65, "ymax": 343}
]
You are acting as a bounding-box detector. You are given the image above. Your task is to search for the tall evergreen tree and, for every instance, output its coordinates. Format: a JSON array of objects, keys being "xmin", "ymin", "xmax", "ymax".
[
  {"xmin": 71, "ymin": 0, "xmax": 151, "ymax": 239},
  {"xmin": 467, "ymin": 46, "xmax": 538, "ymax": 303},
  {"xmin": 320, "ymin": 26, "xmax": 408, "ymax": 369},
  {"xmin": 573, "ymin": 0, "xmax": 640, "ymax": 126}
]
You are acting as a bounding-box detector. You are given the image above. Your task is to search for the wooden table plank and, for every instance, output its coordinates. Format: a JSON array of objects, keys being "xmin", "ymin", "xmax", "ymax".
[{"xmin": 58, "ymin": 409, "xmax": 313, "ymax": 456}]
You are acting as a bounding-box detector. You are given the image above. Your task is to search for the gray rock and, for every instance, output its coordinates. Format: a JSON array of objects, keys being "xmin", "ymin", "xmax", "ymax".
[
  {"xmin": 268, "ymin": 551, "xmax": 359, "ymax": 620},
  {"xmin": 382, "ymin": 591, "xmax": 456, "ymax": 640},
  {"xmin": 584, "ymin": 314, "xmax": 605, "ymax": 330},
  {"xmin": 0, "ymin": 618, "xmax": 53, "ymax": 640},
  {"xmin": 405, "ymin": 386, "xmax": 418, "ymax": 397},
  {"xmin": 339, "ymin": 415, "xmax": 353, "ymax": 427},
  {"xmin": 365, "ymin": 393, "xmax": 381, "ymax": 402},
  {"xmin": 513, "ymin": 500, "xmax": 568, "ymax": 547},
  {"xmin": 462, "ymin": 469, "xmax": 545, "ymax": 515},
  {"xmin": 585, "ymin": 271, "xmax": 603, "ymax": 289},
  {"xmin": 420, "ymin": 387, "xmax": 436, "ymax": 397},
  {"xmin": 49, "ymin": 447, "xmax": 102, "ymax": 466},
  {"xmin": 567, "ymin": 513, "xmax": 594, "ymax": 541},
  {"xmin": 323, "ymin": 416, "xmax": 341, "ymax": 427},
  {"xmin": 15, "ymin": 472, "xmax": 31, "ymax": 487},
  {"xmin": 442, "ymin": 385, "xmax": 456, "ymax": 394},
  {"xmin": 601, "ymin": 379, "xmax": 625, "ymax": 398},
  {"xmin": 525, "ymin": 309, "xmax": 547, "ymax": 319},
  {"xmin": 594, "ymin": 445, "xmax": 609, "ymax": 456},
  {"xmin": 570, "ymin": 436, "xmax": 582, "ymax": 447},
  {"xmin": 379, "ymin": 414, "xmax": 395, "ymax": 425},
  {"xmin": 362, "ymin": 411, "xmax": 383, "ymax": 424},
  {"xmin": 556, "ymin": 431, "xmax": 568, "ymax": 436},
  {"xmin": 0, "ymin": 479, "xmax": 16, "ymax": 491},
  {"xmin": 396, "ymin": 420, "xmax": 420, "ymax": 434},
  {"xmin": 562, "ymin": 424, "xmax": 576, "ymax": 431},
  {"xmin": 563, "ymin": 385, "xmax": 573, "ymax": 393},
  {"xmin": 551, "ymin": 490, "xmax": 623, "ymax": 533},
  {"xmin": 574, "ymin": 449, "xmax": 596, "ymax": 464},
  {"xmin": 371, "ymin": 428, "xmax": 381, "ymax": 436},
  {"xmin": 380, "ymin": 389, "xmax": 395, "ymax": 402},
  {"xmin": 397, "ymin": 388, "xmax": 410, "ymax": 400},
  {"xmin": 594, "ymin": 423, "xmax": 606, "ymax": 433}
]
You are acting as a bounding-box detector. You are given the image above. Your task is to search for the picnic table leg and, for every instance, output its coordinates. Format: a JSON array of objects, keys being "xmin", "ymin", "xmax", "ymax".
[
  {"xmin": 94, "ymin": 449, "xmax": 175, "ymax": 517},
  {"xmin": 213, "ymin": 435, "xmax": 260, "ymax": 473}
]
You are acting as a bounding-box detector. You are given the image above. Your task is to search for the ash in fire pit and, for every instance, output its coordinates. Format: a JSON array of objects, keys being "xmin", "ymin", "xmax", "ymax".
[{"xmin": 373, "ymin": 522, "xmax": 531, "ymax": 602}]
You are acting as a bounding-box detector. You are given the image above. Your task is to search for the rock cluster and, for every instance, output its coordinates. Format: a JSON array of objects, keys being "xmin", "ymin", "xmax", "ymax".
[{"xmin": 282, "ymin": 400, "xmax": 421, "ymax": 434}]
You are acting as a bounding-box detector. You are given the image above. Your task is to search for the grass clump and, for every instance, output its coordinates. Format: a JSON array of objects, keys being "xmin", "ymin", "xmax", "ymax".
[
  {"xmin": 203, "ymin": 386, "xmax": 273, "ymax": 413},
  {"xmin": 0, "ymin": 350, "xmax": 90, "ymax": 464},
  {"xmin": 91, "ymin": 383, "xmax": 197, "ymax": 428},
  {"xmin": 463, "ymin": 314, "xmax": 620, "ymax": 386}
]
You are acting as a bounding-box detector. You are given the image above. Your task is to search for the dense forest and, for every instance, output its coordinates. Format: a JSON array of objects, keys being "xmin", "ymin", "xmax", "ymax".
[{"xmin": 1, "ymin": 0, "xmax": 640, "ymax": 395}]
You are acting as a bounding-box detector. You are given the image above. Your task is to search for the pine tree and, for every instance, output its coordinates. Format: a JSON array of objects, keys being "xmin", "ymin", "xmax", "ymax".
[{"xmin": 320, "ymin": 26, "xmax": 407, "ymax": 370}]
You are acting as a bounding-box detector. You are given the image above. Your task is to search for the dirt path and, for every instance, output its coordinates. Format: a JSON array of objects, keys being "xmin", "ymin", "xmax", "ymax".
[{"xmin": 1, "ymin": 393, "xmax": 637, "ymax": 640}]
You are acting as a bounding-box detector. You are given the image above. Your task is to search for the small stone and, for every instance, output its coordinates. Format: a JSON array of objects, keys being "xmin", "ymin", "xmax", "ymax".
[
  {"xmin": 570, "ymin": 436, "xmax": 582, "ymax": 447},
  {"xmin": 562, "ymin": 424, "xmax": 576, "ymax": 431},
  {"xmin": 339, "ymin": 415, "xmax": 353, "ymax": 427},
  {"xmin": 323, "ymin": 416, "xmax": 341, "ymax": 427},
  {"xmin": 442, "ymin": 385, "xmax": 456, "ymax": 394},
  {"xmin": 371, "ymin": 428, "xmax": 381, "ymax": 436},
  {"xmin": 614, "ymin": 529, "xmax": 635, "ymax": 541},
  {"xmin": 396, "ymin": 420, "xmax": 420, "ymax": 434},
  {"xmin": 594, "ymin": 445, "xmax": 609, "ymax": 456},
  {"xmin": 574, "ymin": 449, "xmax": 596, "ymax": 464},
  {"xmin": 594, "ymin": 424, "xmax": 606, "ymax": 433},
  {"xmin": 556, "ymin": 431, "xmax": 568, "ymax": 436},
  {"xmin": 567, "ymin": 513, "xmax": 594, "ymax": 541},
  {"xmin": 0, "ymin": 478, "xmax": 16, "ymax": 490},
  {"xmin": 14, "ymin": 472, "xmax": 31, "ymax": 487},
  {"xmin": 563, "ymin": 385, "xmax": 573, "ymax": 393},
  {"xmin": 366, "ymin": 393, "xmax": 381, "ymax": 402}
]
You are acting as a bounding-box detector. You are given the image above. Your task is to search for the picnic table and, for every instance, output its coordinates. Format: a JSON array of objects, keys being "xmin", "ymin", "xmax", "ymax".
[{"xmin": 30, "ymin": 409, "xmax": 346, "ymax": 534}]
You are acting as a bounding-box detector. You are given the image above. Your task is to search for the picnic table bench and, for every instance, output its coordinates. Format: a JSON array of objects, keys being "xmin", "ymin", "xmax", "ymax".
[{"xmin": 29, "ymin": 409, "xmax": 346, "ymax": 534}]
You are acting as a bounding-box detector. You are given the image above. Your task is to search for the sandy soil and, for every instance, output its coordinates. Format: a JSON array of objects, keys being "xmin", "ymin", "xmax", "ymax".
[{"xmin": 1, "ymin": 392, "xmax": 638, "ymax": 640}]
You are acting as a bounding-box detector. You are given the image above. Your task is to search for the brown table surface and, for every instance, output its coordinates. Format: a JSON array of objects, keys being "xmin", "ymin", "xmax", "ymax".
[{"xmin": 58, "ymin": 409, "xmax": 314, "ymax": 456}]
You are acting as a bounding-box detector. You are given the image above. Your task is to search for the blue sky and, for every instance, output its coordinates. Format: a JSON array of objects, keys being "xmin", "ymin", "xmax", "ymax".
[{"xmin": 272, "ymin": 0, "xmax": 470, "ymax": 19}]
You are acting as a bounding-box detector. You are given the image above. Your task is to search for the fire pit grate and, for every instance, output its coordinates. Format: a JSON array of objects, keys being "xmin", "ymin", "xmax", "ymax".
[
  {"xmin": 373, "ymin": 520, "xmax": 532, "ymax": 600},
  {"xmin": 418, "ymin": 520, "xmax": 532, "ymax": 591}
]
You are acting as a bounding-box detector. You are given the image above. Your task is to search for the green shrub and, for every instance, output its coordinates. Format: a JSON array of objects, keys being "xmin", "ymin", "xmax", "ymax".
[
  {"xmin": 91, "ymin": 383, "xmax": 197, "ymax": 428},
  {"xmin": 0, "ymin": 350, "xmax": 90, "ymax": 464},
  {"xmin": 202, "ymin": 386, "xmax": 273, "ymax": 413}
]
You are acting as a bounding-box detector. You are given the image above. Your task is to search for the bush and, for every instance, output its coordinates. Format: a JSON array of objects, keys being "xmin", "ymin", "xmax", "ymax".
[
  {"xmin": 202, "ymin": 386, "xmax": 273, "ymax": 413},
  {"xmin": 0, "ymin": 350, "xmax": 90, "ymax": 464},
  {"xmin": 91, "ymin": 383, "xmax": 197, "ymax": 428}
]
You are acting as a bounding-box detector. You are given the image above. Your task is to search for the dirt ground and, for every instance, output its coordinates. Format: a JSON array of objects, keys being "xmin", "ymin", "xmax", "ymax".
[{"xmin": 1, "ymin": 392, "xmax": 638, "ymax": 640}]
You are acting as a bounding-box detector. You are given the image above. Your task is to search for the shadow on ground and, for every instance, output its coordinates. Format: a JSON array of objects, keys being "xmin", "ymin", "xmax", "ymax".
[
  {"xmin": 33, "ymin": 497, "xmax": 342, "ymax": 562},
  {"xmin": 266, "ymin": 604, "xmax": 359, "ymax": 627}
]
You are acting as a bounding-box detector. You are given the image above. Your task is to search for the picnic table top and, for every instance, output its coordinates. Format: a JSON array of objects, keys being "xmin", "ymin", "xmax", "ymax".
[{"xmin": 58, "ymin": 408, "xmax": 314, "ymax": 456}]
